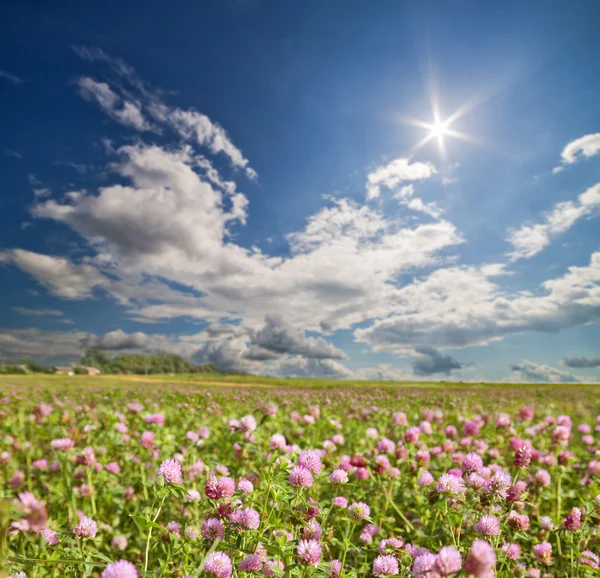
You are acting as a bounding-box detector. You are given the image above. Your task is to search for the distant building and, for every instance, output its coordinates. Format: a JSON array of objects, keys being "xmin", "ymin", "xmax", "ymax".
[
  {"xmin": 83, "ymin": 366, "xmax": 101, "ymax": 375},
  {"xmin": 54, "ymin": 366, "xmax": 74, "ymax": 376}
]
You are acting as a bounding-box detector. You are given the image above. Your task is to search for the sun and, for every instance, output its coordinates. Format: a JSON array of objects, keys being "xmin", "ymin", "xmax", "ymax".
[{"xmin": 429, "ymin": 120, "xmax": 449, "ymax": 140}]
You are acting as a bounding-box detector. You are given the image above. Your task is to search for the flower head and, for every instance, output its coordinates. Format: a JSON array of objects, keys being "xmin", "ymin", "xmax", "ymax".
[
  {"xmin": 349, "ymin": 502, "xmax": 370, "ymax": 520},
  {"xmin": 464, "ymin": 540, "xmax": 495, "ymax": 577},
  {"xmin": 297, "ymin": 539, "xmax": 322, "ymax": 566},
  {"xmin": 204, "ymin": 552, "xmax": 233, "ymax": 578},
  {"xmin": 74, "ymin": 515, "xmax": 98, "ymax": 538},
  {"xmin": 373, "ymin": 555, "xmax": 399, "ymax": 576},
  {"xmin": 436, "ymin": 546, "xmax": 462, "ymax": 575},
  {"xmin": 101, "ymin": 560, "xmax": 139, "ymax": 578},
  {"xmin": 158, "ymin": 459, "xmax": 182, "ymax": 484},
  {"xmin": 289, "ymin": 466, "xmax": 313, "ymax": 488}
]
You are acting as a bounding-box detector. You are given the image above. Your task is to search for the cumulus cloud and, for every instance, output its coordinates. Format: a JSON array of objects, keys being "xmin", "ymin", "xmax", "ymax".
[
  {"xmin": 250, "ymin": 315, "xmax": 347, "ymax": 359},
  {"xmin": 72, "ymin": 47, "xmax": 256, "ymax": 178},
  {"xmin": 561, "ymin": 356, "xmax": 600, "ymax": 368},
  {"xmin": 0, "ymin": 249, "xmax": 108, "ymax": 299},
  {"xmin": 82, "ymin": 329, "xmax": 153, "ymax": 351},
  {"xmin": 12, "ymin": 307, "xmax": 64, "ymax": 317},
  {"xmin": 77, "ymin": 77, "xmax": 152, "ymax": 131},
  {"xmin": 553, "ymin": 133, "xmax": 600, "ymax": 173},
  {"xmin": 506, "ymin": 182, "xmax": 600, "ymax": 261},
  {"xmin": 507, "ymin": 360, "xmax": 596, "ymax": 384},
  {"xmin": 366, "ymin": 157, "xmax": 436, "ymax": 200},
  {"xmin": 269, "ymin": 357, "xmax": 354, "ymax": 379},
  {"xmin": 0, "ymin": 328, "xmax": 89, "ymax": 363},
  {"xmin": 411, "ymin": 346, "xmax": 464, "ymax": 376},
  {"xmin": 355, "ymin": 251, "xmax": 600, "ymax": 352},
  {"xmin": 24, "ymin": 142, "xmax": 461, "ymax": 333}
]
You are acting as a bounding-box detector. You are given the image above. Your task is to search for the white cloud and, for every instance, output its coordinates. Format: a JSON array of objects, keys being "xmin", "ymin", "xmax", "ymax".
[
  {"xmin": 250, "ymin": 315, "xmax": 347, "ymax": 359},
  {"xmin": 12, "ymin": 307, "xmax": 64, "ymax": 317},
  {"xmin": 26, "ymin": 143, "xmax": 461, "ymax": 334},
  {"xmin": 355, "ymin": 251, "xmax": 600, "ymax": 352},
  {"xmin": 561, "ymin": 356, "xmax": 600, "ymax": 369},
  {"xmin": 506, "ymin": 182, "xmax": 600, "ymax": 261},
  {"xmin": 0, "ymin": 249, "xmax": 108, "ymax": 299},
  {"xmin": 0, "ymin": 328, "xmax": 88, "ymax": 363},
  {"xmin": 366, "ymin": 157, "xmax": 436, "ymax": 200},
  {"xmin": 77, "ymin": 77, "xmax": 152, "ymax": 131},
  {"xmin": 411, "ymin": 346, "xmax": 464, "ymax": 376},
  {"xmin": 506, "ymin": 360, "xmax": 597, "ymax": 384},
  {"xmin": 268, "ymin": 357, "xmax": 354, "ymax": 379},
  {"xmin": 554, "ymin": 133, "xmax": 600, "ymax": 173},
  {"xmin": 72, "ymin": 47, "xmax": 255, "ymax": 178}
]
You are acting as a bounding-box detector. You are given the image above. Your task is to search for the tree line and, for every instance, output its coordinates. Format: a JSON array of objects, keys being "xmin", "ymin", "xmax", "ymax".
[{"xmin": 0, "ymin": 349, "xmax": 219, "ymax": 375}]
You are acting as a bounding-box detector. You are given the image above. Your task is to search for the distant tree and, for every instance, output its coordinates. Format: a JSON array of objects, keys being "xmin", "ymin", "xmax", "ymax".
[
  {"xmin": 78, "ymin": 350, "xmax": 220, "ymax": 375},
  {"xmin": 22, "ymin": 360, "xmax": 54, "ymax": 374}
]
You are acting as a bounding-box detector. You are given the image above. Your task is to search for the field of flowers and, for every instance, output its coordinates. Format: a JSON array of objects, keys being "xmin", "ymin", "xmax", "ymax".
[{"xmin": 2, "ymin": 378, "xmax": 600, "ymax": 578}]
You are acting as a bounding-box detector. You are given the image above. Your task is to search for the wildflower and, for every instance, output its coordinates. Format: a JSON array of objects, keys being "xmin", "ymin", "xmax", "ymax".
[
  {"xmin": 418, "ymin": 472, "xmax": 434, "ymax": 487},
  {"xmin": 205, "ymin": 473, "xmax": 236, "ymax": 498},
  {"xmin": 204, "ymin": 552, "xmax": 233, "ymax": 578},
  {"xmin": 263, "ymin": 560, "xmax": 285, "ymax": 577},
  {"xmin": 462, "ymin": 452, "xmax": 483, "ymax": 473},
  {"xmin": 230, "ymin": 508, "xmax": 260, "ymax": 530},
  {"xmin": 158, "ymin": 459, "xmax": 182, "ymax": 484},
  {"xmin": 379, "ymin": 538, "xmax": 404, "ymax": 555},
  {"xmin": 486, "ymin": 469, "xmax": 511, "ymax": 498},
  {"xmin": 289, "ymin": 466, "xmax": 313, "ymax": 487},
  {"xmin": 111, "ymin": 535, "xmax": 128, "ymax": 550},
  {"xmin": 564, "ymin": 507, "xmax": 582, "ymax": 530},
  {"xmin": 140, "ymin": 432, "xmax": 155, "ymax": 449},
  {"xmin": 298, "ymin": 450, "xmax": 323, "ymax": 474},
  {"xmin": 297, "ymin": 539, "xmax": 322, "ymax": 565},
  {"xmin": 436, "ymin": 474, "xmax": 465, "ymax": 496},
  {"xmin": 185, "ymin": 525, "xmax": 199, "ymax": 540},
  {"xmin": 475, "ymin": 515, "xmax": 501, "ymax": 536},
  {"xmin": 12, "ymin": 492, "xmax": 48, "ymax": 533},
  {"xmin": 532, "ymin": 542, "xmax": 552, "ymax": 564},
  {"xmin": 74, "ymin": 515, "xmax": 98, "ymax": 538},
  {"xmin": 373, "ymin": 555, "xmax": 399, "ymax": 576},
  {"xmin": 330, "ymin": 469, "xmax": 349, "ymax": 484},
  {"xmin": 237, "ymin": 479, "xmax": 254, "ymax": 493},
  {"xmin": 436, "ymin": 546, "xmax": 462, "ymax": 575},
  {"xmin": 101, "ymin": 562, "xmax": 139, "ymax": 578},
  {"xmin": 464, "ymin": 540, "xmax": 496, "ymax": 577},
  {"xmin": 240, "ymin": 415, "xmax": 257, "ymax": 433},
  {"xmin": 239, "ymin": 554, "xmax": 263, "ymax": 572},
  {"xmin": 270, "ymin": 433, "xmax": 287, "ymax": 449},
  {"xmin": 333, "ymin": 496, "xmax": 348, "ymax": 508},
  {"xmin": 579, "ymin": 550, "xmax": 599, "ymax": 569},
  {"xmin": 514, "ymin": 445, "xmax": 532, "ymax": 469},
  {"xmin": 405, "ymin": 427, "xmax": 420, "ymax": 443},
  {"xmin": 302, "ymin": 519, "xmax": 322, "ymax": 540},
  {"xmin": 50, "ymin": 437, "xmax": 74, "ymax": 452},
  {"xmin": 330, "ymin": 560, "xmax": 342, "ymax": 578},
  {"xmin": 106, "ymin": 462, "xmax": 120, "ymax": 474},
  {"xmin": 145, "ymin": 413, "xmax": 165, "ymax": 426},
  {"xmin": 534, "ymin": 469, "xmax": 551, "ymax": 487},
  {"xmin": 349, "ymin": 502, "xmax": 371, "ymax": 519},
  {"xmin": 166, "ymin": 521, "xmax": 181, "ymax": 538},
  {"xmin": 412, "ymin": 553, "xmax": 438, "ymax": 577},
  {"xmin": 202, "ymin": 518, "xmax": 225, "ymax": 540},
  {"xmin": 41, "ymin": 528, "xmax": 59, "ymax": 545},
  {"xmin": 501, "ymin": 543, "xmax": 521, "ymax": 560}
]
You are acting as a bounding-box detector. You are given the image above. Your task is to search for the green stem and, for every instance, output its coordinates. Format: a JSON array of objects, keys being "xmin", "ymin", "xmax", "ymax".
[{"xmin": 144, "ymin": 492, "xmax": 167, "ymax": 573}]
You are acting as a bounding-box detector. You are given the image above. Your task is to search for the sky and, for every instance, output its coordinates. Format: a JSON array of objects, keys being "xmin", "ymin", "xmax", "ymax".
[{"xmin": 0, "ymin": 0, "xmax": 599, "ymax": 383}]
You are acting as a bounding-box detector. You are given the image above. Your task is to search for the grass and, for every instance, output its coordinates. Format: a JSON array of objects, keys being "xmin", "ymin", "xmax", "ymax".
[{"xmin": 2, "ymin": 372, "xmax": 599, "ymax": 392}]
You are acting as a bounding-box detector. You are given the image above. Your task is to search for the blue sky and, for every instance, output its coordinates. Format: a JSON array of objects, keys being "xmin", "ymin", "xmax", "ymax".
[{"xmin": 1, "ymin": 0, "xmax": 599, "ymax": 382}]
